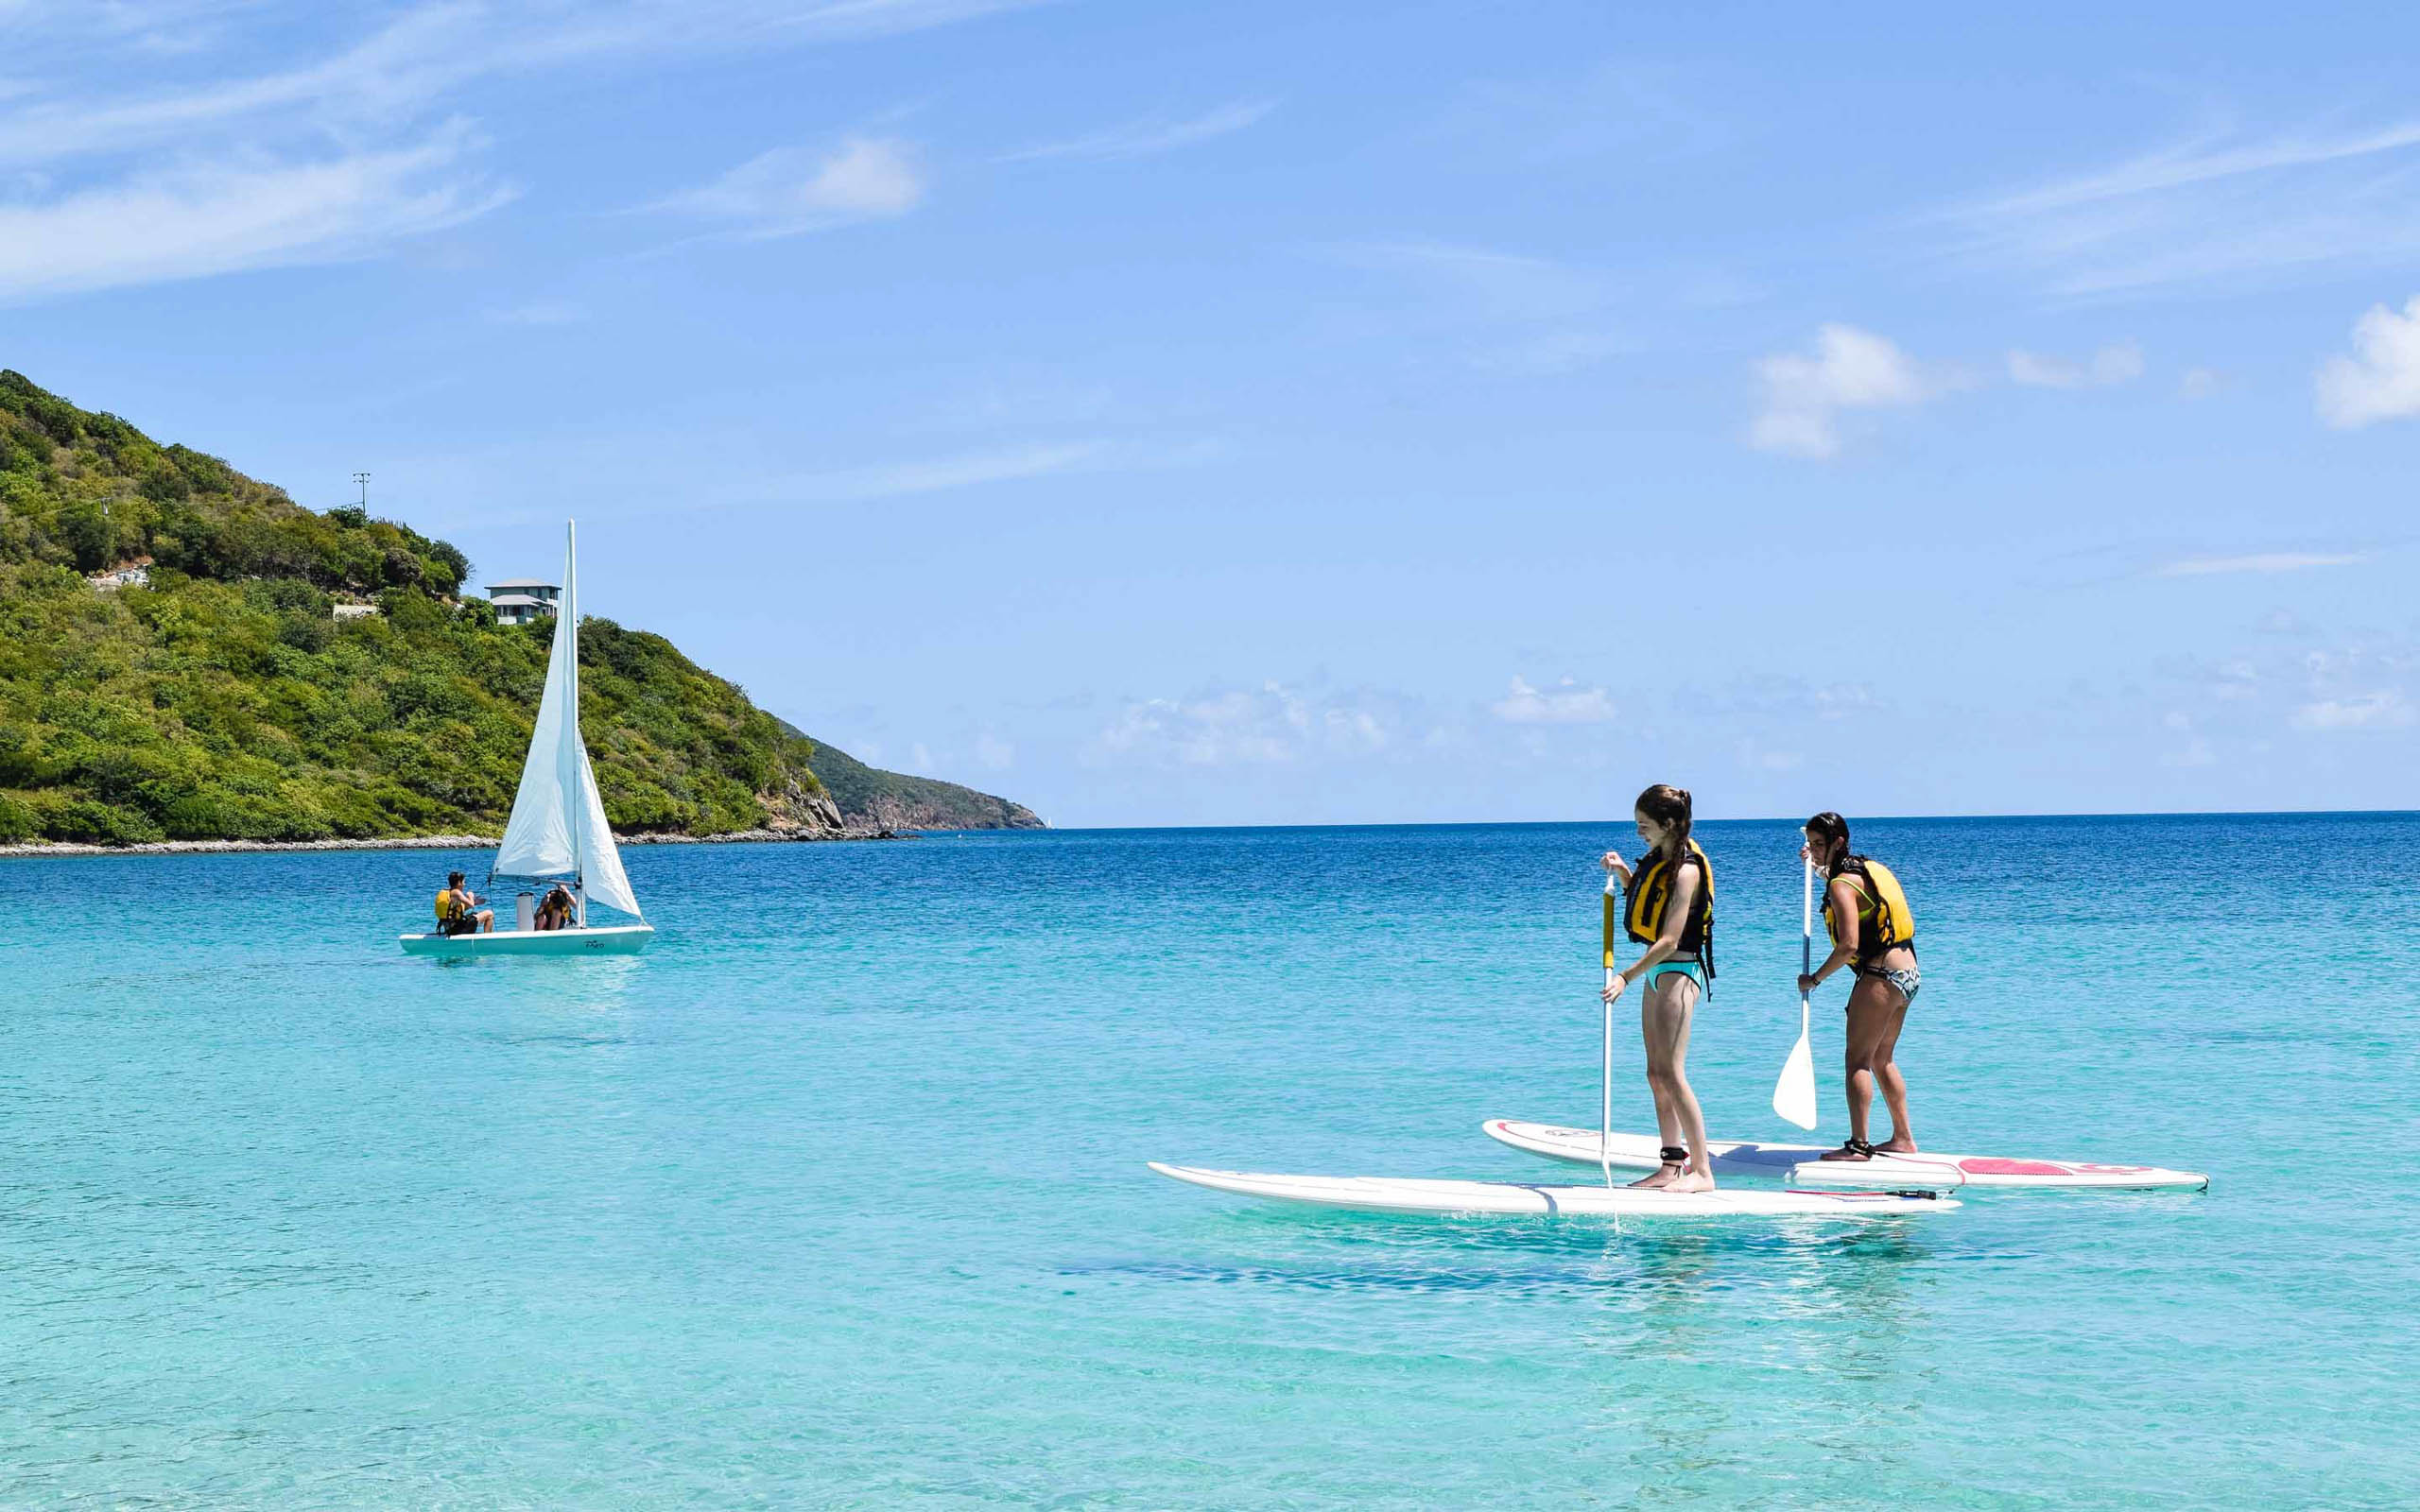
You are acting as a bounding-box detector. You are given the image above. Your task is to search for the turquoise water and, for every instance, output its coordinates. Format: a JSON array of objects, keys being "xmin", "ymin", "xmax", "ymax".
[{"xmin": 1, "ymin": 816, "xmax": 2414, "ymax": 1507}]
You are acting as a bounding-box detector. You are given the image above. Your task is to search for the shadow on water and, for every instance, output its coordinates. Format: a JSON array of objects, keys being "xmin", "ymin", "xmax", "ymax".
[{"xmin": 1080, "ymin": 1210, "xmax": 1947, "ymax": 1305}]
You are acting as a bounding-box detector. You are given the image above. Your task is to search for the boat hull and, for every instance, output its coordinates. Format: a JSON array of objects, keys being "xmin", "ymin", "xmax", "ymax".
[{"xmin": 399, "ymin": 923, "xmax": 655, "ymax": 956}]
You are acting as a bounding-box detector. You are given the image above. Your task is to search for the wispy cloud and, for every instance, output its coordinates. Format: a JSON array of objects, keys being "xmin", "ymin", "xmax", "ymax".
[
  {"xmin": 486, "ymin": 299, "xmax": 587, "ymax": 326},
  {"xmin": 2007, "ymin": 341, "xmax": 2144, "ymax": 389},
  {"xmin": 1492, "ymin": 676, "xmax": 1616, "ymax": 725},
  {"xmin": 650, "ymin": 136, "xmax": 925, "ymax": 238},
  {"xmin": 1088, "ymin": 681, "xmax": 1394, "ymax": 769},
  {"xmin": 1942, "ymin": 116, "xmax": 2420, "ymax": 299},
  {"xmin": 0, "ymin": 0, "xmax": 1025, "ymax": 301},
  {"xmin": 1333, "ymin": 240, "xmax": 1613, "ymax": 322},
  {"xmin": 2316, "ymin": 295, "xmax": 2420, "ymax": 429},
  {"xmin": 2291, "ymin": 691, "xmax": 2415, "ymax": 731},
  {"xmin": 2, "ymin": 0, "xmax": 1037, "ymax": 165},
  {"xmin": 998, "ymin": 98, "xmax": 1274, "ymax": 163},
  {"xmin": 1749, "ymin": 324, "xmax": 1946, "ymax": 459},
  {"xmin": 776, "ymin": 440, "xmax": 1104, "ymax": 503},
  {"xmin": 0, "ymin": 124, "xmax": 509, "ymax": 301},
  {"xmin": 2156, "ymin": 552, "xmax": 2365, "ymax": 578},
  {"xmin": 1427, "ymin": 60, "xmax": 1729, "ymax": 165},
  {"xmin": 1325, "ymin": 239, "xmax": 1625, "ymax": 375}
]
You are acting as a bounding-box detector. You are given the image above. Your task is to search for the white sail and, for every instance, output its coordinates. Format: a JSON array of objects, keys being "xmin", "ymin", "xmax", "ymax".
[{"xmin": 491, "ymin": 522, "xmax": 643, "ymax": 919}]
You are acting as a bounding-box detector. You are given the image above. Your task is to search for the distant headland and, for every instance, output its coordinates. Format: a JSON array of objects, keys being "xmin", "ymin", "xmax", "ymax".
[{"xmin": 0, "ymin": 371, "xmax": 1043, "ymax": 850}]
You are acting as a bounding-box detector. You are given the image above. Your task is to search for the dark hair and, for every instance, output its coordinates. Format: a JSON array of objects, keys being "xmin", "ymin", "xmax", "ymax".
[
  {"xmin": 1634, "ymin": 784, "xmax": 1694, "ymax": 862},
  {"xmin": 447, "ymin": 870, "xmax": 466, "ymax": 885},
  {"xmin": 1805, "ymin": 812, "xmax": 1851, "ymax": 876}
]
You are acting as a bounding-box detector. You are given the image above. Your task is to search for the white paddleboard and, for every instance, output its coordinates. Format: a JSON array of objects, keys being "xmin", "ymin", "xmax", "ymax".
[
  {"xmin": 1150, "ymin": 1163, "xmax": 1957, "ymax": 1219},
  {"xmin": 1482, "ymin": 1120, "xmax": 2209, "ymax": 1192}
]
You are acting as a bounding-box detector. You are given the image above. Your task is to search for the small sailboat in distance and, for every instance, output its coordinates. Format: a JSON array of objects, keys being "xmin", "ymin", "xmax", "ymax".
[{"xmin": 401, "ymin": 521, "xmax": 655, "ymax": 956}]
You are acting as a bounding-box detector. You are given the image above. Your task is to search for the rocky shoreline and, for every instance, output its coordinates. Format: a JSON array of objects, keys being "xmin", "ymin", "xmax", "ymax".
[{"xmin": 0, "ymin": 827, "xmax": 913, "ymax": 860}]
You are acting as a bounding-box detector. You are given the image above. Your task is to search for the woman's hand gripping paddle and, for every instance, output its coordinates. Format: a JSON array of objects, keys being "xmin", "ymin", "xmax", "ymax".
[{"xmin": 1772, "ymin": 858, "xmax": 1822, "ymax": 1130}]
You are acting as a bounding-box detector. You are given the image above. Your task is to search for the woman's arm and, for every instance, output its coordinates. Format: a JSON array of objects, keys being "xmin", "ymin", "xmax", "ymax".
[
  {"xmin": 1600, "ymin": 850, "xmax": 1633, "ymax": 884},
  {"xmin": 1798, "ymin": 876, "xmax": 1861, "ymax": 992}
]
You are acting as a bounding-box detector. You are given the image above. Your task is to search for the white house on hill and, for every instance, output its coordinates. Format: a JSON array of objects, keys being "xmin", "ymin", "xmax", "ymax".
[{"xmin": 487, "ymin": 576, "xmax": 561, "ymax": 627}]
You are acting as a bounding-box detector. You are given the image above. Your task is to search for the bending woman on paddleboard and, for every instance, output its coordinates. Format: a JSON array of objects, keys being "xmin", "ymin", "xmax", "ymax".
[
  {"xmin": 1797, "ymin": 812, "xmax": 1920, "ymax": 1160},
  {"xmin": 1601, "ymin": 784, "xmax": 1719, "ymax": 1192}
]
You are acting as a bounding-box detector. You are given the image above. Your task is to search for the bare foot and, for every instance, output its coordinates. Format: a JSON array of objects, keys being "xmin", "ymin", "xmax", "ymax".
[
  {"xmin": 1664, "ymin": 1170, "xmax": 1715, "ymax": 1194},
  {"xmin": 1876, "ymin": 1138, "xmax": 1918, "ymax": 1155},
  {"xmin": 1818, "ymin": 1141, "xmax": 1874, "ymax": 1162},
  {"xmin": 1627, "ymin": 1163, "xmax": 1682, "ymax": 1189}
]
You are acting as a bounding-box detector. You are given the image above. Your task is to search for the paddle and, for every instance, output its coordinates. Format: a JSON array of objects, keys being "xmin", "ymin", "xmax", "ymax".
[
  {"xmin": 1772, "ymin": 858, "xmax": 1821, "ymax": 1129},
  {"xmin": 1601, "ymin": 864, "xmax": 1618, "ymax": 1189}
]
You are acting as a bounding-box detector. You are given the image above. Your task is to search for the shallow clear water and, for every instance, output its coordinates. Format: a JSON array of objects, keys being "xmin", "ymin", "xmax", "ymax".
[{"xmin": 1, "ymin": 816, "xmax": 2414, "ymax": 1507}]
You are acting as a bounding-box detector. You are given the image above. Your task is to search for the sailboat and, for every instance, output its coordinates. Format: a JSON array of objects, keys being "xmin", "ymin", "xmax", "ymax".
[{"xmin": 400, "ymin": 522, "xmax": 655, "ymax": 956}]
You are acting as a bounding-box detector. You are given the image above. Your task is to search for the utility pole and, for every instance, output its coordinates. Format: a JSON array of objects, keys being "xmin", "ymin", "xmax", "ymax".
[{"xmin": 353, "ymin": 472, "xmax": 370, "ymax": 510}]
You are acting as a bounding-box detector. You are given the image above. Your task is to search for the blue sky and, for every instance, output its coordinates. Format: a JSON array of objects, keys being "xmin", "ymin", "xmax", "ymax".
[{"xmin": 6, "ymin": 2, "xmax": 2419, "ymax": 826}]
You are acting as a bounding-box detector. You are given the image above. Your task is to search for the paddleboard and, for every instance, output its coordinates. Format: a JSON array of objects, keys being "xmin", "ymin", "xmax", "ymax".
[
  {"xmin": 1150, "ymin": 1163, "xmax": 1956, "ymax": 1219},
  {"xmin": 1482, "ymin": 1120, "xmax": 2209, "ymax": 1192}
]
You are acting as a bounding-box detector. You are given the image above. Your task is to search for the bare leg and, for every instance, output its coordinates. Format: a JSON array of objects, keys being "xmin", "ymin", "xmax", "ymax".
[
  {"xmin": 1870, "ymin": 993, "xmax": 1916, "ymax": 1152},
  {"xmin": 1643, "ymin": 975, "xmax": 1715, "ymax": 1193},
  {"xmin": 1822, "ymin": 975, "xmax": 1894, "ymax": 1160},
  {"xmin": 1630, "ymin": 998, "xmax": 1684, "ymax": 1188}
]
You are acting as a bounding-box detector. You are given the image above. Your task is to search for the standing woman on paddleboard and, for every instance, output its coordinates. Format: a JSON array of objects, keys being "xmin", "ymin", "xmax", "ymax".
[
  {"xmin": 1797, "ymin": 812, "xmax": 1921, "ymax": 1160},
  {"xmin": 1600, "ymin": 784, "xmax": 1719, "ymax": 1192}
]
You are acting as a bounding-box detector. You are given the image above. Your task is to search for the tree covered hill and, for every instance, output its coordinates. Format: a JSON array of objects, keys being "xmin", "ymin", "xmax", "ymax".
[
  {"xmin": 778, "ymin": 724, "xmax": 1045, "ymax": 832},
  {"xmin": 0, "ymin": 371, "xmax": 1036, "ymax": 844}
]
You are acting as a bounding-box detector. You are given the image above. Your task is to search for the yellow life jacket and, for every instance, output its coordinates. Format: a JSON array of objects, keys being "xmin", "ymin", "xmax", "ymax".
[
  {"xmin": 1607, "ymin": 840, "xmax": 1715, "ymax": 980},
  {"xmin": 435, "ymin": 888, "xmax": 464, "ymax": 923},
  {"xmin": 1824, "ymin": 857, "xmax": 1916, "ymax": 963}
]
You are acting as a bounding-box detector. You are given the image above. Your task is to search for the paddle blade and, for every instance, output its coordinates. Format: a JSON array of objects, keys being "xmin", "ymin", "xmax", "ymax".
[{"xmin": 1772, "ymin": 1020, "xmax": 1820, "ymax": 1131}]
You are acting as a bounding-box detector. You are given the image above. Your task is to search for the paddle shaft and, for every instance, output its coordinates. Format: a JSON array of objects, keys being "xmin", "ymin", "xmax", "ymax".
[
  {"xmin": 1602, "ymin": 869, "xmax": 1617, "ymax": 1190},
  {"xmin": 1802, "ymin": 859, "xmax": 1813, "ymax": 1002}
]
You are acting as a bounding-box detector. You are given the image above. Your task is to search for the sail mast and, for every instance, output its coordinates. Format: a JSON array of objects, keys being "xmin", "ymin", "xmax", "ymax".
[{"xmin": 564, "ymin": 520, "xmax": 583, "ymax": 925}]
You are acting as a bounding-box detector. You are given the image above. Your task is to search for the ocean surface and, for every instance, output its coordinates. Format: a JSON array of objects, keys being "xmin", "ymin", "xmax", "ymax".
[{"xmin": 1, "ymin": 815, "xmax": 2413, "ymax": 1508}]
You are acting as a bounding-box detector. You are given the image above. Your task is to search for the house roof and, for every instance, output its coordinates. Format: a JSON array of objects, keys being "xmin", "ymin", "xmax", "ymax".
[
  {"xmin": 486, "ymin": 577, "xmax": 560, "ymax": 591},
  {"xmin": 490, "ymin": 593, "xmax": 547, "ymax": 608}
]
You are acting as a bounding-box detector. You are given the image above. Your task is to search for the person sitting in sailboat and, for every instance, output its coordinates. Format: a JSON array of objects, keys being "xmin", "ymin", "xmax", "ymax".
[
  {"xmin": 436, "ymin": 872, "xmax": 493, "ymax": 936},
  {"xmin": 534, "ymin": 884, "xmax": 576, "ymax": 932}
]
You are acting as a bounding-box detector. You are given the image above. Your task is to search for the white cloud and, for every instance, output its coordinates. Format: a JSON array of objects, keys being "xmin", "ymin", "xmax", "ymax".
[
  {"xmin": 0, "ymin": 126, "xmax": 509, "ymax": 301},
  {"xmin": 2156, "ymin": 552, "xmax": 2364, "ymax": 577},
  {"xmin": 2007, "ymin": 341, "xmax": 2144, "ymax": 388},
  {"xmin": 2316, "ymin": 295, "xmax": 2420, "ymax": 428},
  {"xmin": 973, "ymin": 733, "xmax": 1014, "ymax": 769},
  {"xmin": 998, "ymin": 98, "xmax": 1274, "ymax": 163},
  {"xmin": 1749, "ymin": 324, "xmax": 1938, "ymax": 459},
  {"xmin": 655, "ymin": 136, "xmax": 924, "ymax": 237},
  {"xmin": 1944, "ymin": 118, "xmax": 2420, "ymax": 298},
  {"xmin": 2291, "ymin": 692, "xmax": 2416, "ymax": 730},
  {"xmin": 2179, "ymin": 367, "xmax": 2224, "ymax": 399},
  {"xmin": 1492, "ymin": 676, "xmax": 1617, "ymax": 725}
]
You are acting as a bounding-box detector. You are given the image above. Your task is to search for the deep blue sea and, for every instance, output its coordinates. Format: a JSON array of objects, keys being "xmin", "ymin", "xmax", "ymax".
[{"xmin": 1, "ymin": 815, "xmax": 2414, "ymax": 1507}]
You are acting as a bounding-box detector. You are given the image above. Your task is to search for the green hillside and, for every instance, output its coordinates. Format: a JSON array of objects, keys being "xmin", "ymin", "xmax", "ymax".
[
  {"xmin": 777, "ymin": 724, "xmax": 1045, "ymax": 832},
  {"xmin": 0, "ymin": 371, "xmax": 1035, "ymax": 844}
]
